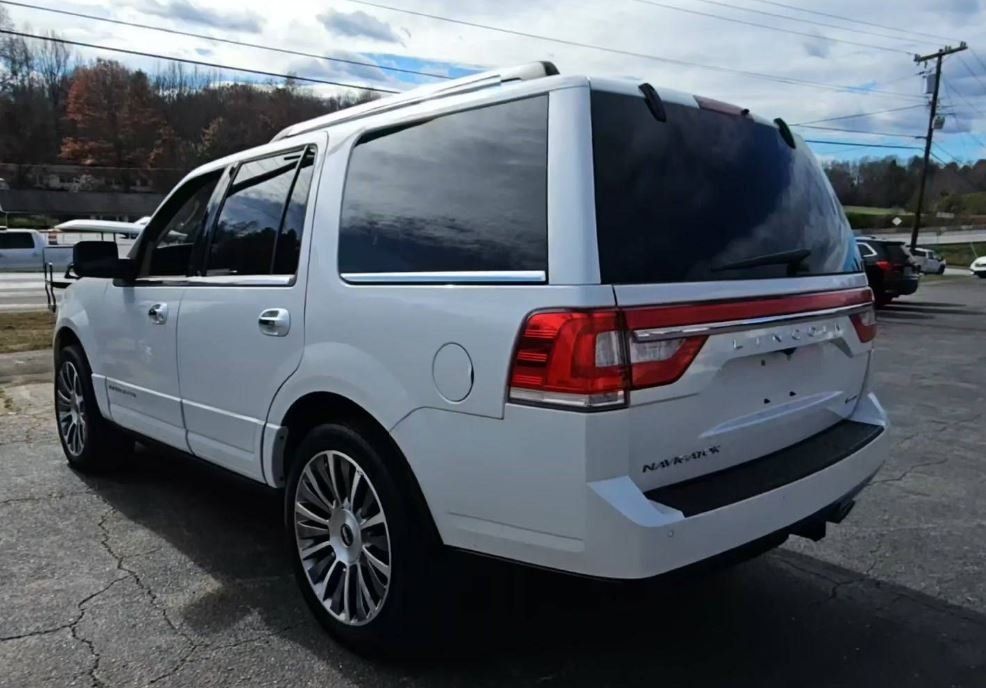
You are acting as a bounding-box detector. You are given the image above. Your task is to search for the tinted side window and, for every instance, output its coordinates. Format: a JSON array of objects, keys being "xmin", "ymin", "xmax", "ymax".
[
  {"xmin": 143, "ymin": 172, "xmax": 221, "ymax": 277},
  {"xmin": 206, "ymin": 153, "xmax": 299, "ymax": 276},
  {"xmin": 0, "ymin": 233, "xmax": 34, "ymax": 249},
  {"xmin": 272, "ymin": 147, "xmax": 315, "ymax": 275},
  {"xmin": 339, "ymin": 96, "xmax": 548, "ymax": 274}
]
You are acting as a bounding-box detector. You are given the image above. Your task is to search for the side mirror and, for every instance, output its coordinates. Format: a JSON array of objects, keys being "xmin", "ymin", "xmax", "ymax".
[{"xmin": 72, "ymin": 241, "xmax": 136, "ymax": 280}]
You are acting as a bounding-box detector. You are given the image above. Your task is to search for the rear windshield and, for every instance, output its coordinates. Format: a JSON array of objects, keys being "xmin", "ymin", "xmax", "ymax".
[
  {"xmin": 882, "ymin": 242, "xmax": 910, "ymax": 263},
  {"xmin": 591, "ymin": 90, "xmax": 861, "ymax": 284}
]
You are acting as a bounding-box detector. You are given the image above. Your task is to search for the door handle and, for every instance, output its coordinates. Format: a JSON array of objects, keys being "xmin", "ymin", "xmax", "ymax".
[
  {"xmin": 147, "ymin": 303, "xmax": 168, "ymax": 324},
  {"xmin": 258, "ymin": 308, "xmax": 290, "ymax": 337}
]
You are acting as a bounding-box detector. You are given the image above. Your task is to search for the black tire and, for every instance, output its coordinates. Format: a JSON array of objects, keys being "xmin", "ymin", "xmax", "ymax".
[
  {"xmin": 54, "ymin": 345, "xmax": 133, "ymax": 472},
  {"xmin": 875, "ymin": 293, "xmax": 892, "ymax": 307},
  {"xmin": 977, "ymin": 272, "xmax": 986, "ymax": 279},
  {"xmin": 284, "ymin": 421, "xmax": 446, "ymax": 656},
  {"xmin": 938, "ymin": 265, "xmax": 946, "ymax": 275}
]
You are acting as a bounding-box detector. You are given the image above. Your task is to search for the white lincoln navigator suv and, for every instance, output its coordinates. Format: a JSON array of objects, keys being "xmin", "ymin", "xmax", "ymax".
[{"xmin": 53, "ymin": 62, "xmax": 888, "ymax": 652}]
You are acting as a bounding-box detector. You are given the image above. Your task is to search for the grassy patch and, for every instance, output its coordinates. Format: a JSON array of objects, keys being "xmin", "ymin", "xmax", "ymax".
[
  {"xmin": 0, "ymin": 311, "xmax": 55, "ymax": 354},
  {"xmin": 927, "ymin": 242, "xmax": 986, "ymax": 269}
]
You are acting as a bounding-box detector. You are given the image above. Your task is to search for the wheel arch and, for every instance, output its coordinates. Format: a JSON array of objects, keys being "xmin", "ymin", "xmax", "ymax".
[
  {"xmin": 53, "ymin": 324, "xmax": 83, "ymax": 353},
  {"xmin": 271, "ymin": 391, "xmax": 442, "ymax": 545}
]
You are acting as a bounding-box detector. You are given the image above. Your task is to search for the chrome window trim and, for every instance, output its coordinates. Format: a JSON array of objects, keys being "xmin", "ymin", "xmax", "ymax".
[
  {"xmin": 184, "ymin": 275, "xmax": 295, "ymax": 286},
  {"xmin": 341, "ymin": 270, "xmax": 546, "ymax": 284},
  {"xmin": 632, "ymin": 303, "xmax": 871, "ymax": 342}
]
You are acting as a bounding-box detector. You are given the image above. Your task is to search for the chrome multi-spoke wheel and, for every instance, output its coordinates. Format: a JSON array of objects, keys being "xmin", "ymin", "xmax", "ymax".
[
  {"xmin": 294, "ymin": 450, "xmax": 392, "ymax": 626},
  {"xmin": 56, "ymin": 360, "xmax": 87, "ymax": 457}
]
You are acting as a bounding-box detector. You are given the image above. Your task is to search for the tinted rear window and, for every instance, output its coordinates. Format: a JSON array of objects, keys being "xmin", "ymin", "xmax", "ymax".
[
  {"xmin": 339, "ymin": 96, "xmax": 548, "ymax": 275},
  {"xmin": 591, "ymin": 91, "xmax": 861, "ymax": 283},
  {"xmin": 882, "ymin": 242, "xmax": 909, "ymax": 263}
]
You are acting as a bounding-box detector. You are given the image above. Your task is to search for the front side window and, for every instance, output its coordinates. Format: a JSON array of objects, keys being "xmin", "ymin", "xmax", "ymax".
[
  {"xmin": 338, "ymin": 96, "xmax": 548, "ymax": 275},
  {"xmin": 141, "ymin": 172, "xmax": 221, "ymax": 277},
  {"xmin": 204, "ymin": 147, "xmax": 315, "ymax": 277}
]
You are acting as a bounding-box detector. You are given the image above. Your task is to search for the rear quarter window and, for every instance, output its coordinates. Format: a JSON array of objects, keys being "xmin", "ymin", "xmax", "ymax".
[
  {"xmin": 338, "ymin": 96, "xmax": 548, "ymax": 276},
  {"xmin": 591, "ymin": 90, "xmax": 861, "ymax": 284}
]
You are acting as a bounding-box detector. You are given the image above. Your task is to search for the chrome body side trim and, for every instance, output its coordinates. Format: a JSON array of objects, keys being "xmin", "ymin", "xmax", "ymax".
[{"xmin": 341, "ymin": 270, "xmax": 546, "ymax": 284}]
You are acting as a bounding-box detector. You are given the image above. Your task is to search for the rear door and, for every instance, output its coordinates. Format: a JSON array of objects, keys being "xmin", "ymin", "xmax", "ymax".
[
  {"xmin": 175, "ymin": 137, "xmax": 323, "ymax": 481},
  {"xmin": 590, "ymin": 88, "xmax": 872, "ymax": 490}
]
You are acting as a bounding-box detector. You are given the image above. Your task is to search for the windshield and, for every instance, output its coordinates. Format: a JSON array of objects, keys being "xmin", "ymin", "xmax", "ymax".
[{"xmin": 591, "ymin": 90, "xmax": 862, "ymax": 284}]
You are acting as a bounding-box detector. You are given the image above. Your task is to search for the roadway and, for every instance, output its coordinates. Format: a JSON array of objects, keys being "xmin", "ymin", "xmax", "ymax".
[
  {"xmin": 0, "ymin": 272, "xmax": 57, "ymax": 312},
  {"xmin": 870, "ymin": 228, "xmax": 986, "ymax": 245}
]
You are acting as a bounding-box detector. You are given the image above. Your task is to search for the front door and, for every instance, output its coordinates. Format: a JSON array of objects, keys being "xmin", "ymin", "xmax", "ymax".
[
  {"xmin": 175, "ymin": 141, "xmax": 322, "ymax": 481},
  {"xmin": 92, "ymin": 171, "xmax": 224, "ymax": 450},
  {"xmin": 0, "ymin": 232, "xmax": 41, "ymax": 271}
]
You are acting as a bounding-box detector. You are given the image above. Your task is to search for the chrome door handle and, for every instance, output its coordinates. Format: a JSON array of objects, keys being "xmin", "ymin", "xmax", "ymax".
[
  {"xmin": 147, "ymin": 303, "xmax": 168, "ymax": 324},
  {"xmin": 258, "ymin": 308, "xmax": 290, "ymax": 337}
]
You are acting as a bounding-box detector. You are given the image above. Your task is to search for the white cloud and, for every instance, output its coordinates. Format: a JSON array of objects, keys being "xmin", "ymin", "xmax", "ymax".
[{"xmin": 4, "ymin": 0, "xmax": 985, "ymax": 157}]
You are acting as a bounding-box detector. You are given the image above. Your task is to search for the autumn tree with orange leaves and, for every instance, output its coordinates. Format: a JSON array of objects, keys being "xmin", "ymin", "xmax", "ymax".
[{"xmin": 59, "ymin": 59, "xmax": 163, "ymax": 189}]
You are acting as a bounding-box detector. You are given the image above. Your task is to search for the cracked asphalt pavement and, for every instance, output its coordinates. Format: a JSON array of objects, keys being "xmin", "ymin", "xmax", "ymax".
[{"xmin": 1, "ymin": 279, "xmax": 984, "ymax": 687}]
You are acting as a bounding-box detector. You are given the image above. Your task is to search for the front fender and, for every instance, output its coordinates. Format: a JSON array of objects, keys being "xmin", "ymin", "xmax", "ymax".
[{"xmin": 54, "ymin": 280, "xmax": 109, "ymax": 417}]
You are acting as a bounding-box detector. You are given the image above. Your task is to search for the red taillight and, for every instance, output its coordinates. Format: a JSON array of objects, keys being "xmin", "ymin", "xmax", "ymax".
[
  {"xmin": 509, "ymin": 310, "xmax": 627, "ymax": 409},
  {"xmin": 508, "ymin": 310, "xmax": 705, "ymax": 409},
  {"xmin": 851, "ymin": 309, "xmax": 877, "ymax": 343},
  {"xmin": 508, "ymin": 288, "xmax": 874, "ymax": 410},
  {"xmin": 875, "ymin": 260, "xmax": 893, "ymax": 272},
  {"xmin": 627, "ymin": 335, "xmax": 707, "ymax": 388}
]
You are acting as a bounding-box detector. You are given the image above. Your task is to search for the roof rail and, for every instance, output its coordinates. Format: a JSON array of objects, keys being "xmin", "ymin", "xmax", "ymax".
[{"xmin": 270, "ymin": 61, "xmax": 559, "ymax": 142}]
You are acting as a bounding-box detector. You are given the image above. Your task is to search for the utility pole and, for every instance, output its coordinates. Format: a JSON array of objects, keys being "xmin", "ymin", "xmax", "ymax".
[{"xmin": 911, "ymin": 42, "xmax": 967, "ymax": 250}]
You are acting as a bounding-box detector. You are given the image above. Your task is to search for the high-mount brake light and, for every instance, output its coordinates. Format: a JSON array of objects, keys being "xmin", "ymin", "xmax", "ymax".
[{"xmin": 508, "ymin": 289, "xmax": 874, "ymax": 410}]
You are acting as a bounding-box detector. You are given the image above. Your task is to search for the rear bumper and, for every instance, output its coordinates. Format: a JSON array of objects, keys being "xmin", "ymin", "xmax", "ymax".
[
  {"xmin": 882, "ymin": 274, "xmax": 919, "ymax": 296},
  {"xmin": 582, "ymin": 395, "xmax": 887, "ymax": 578},
  {"xmin": 394, "ymin": 392, "xmax": 889, "ymax": 579}
]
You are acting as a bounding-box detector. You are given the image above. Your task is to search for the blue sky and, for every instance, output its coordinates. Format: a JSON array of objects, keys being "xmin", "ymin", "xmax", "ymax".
[{"xmin": 4, "ymin": 0, "xmax": 986, "ymax": 163}]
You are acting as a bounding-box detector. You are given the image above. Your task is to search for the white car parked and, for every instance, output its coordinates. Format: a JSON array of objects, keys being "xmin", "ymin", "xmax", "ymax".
[
  {"xmin": 0, "ymin": 229, "xmax": 72, "ymax": 271},
  {"xmin": 909, "ymin": 247, "xmax": 946, "ymax": 274},
  {"xmin": 54, "ymin": 63, "xmax": 889, "ymax": 653},
  {"xmin": 972, "ymin": 255, "xmax": 986, "ymax": 277}
]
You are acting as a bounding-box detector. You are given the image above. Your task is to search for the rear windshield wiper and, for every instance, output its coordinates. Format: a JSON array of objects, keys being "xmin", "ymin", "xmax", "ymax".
[{"xmin": 712, "ymin": 248, "xmax": 812, "ymax": 276}]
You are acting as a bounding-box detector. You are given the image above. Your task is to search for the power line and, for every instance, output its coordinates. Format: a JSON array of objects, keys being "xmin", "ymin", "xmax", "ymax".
[
  {"xmin": 933, "ymin": 142, "xmax": 964, "ymax": 162},
  {"xmin": 347, "ymin": 0, "xmax": 927, "ymax": 100},
  {"xmin": 631, "ymin": 0, "xmax": 912, "ymax": 55},
  {"xmin": 686, "ymin": 0, "xmax": 928, "ymax": 48},
  {"xmin": 741, "ymin": 0, "xmax": 960, "ymax": 44},
  {"xmin": 793, "ymin": 124, "xmax": 925, "ymax": 139},
  {"xmin": 803, "ymin": 139, "xmax": 924, "ymax": 151},
  {"xmin": 955, "ymin": 54, "xmax": 986, "ymax": 98},
  {"xmin": 940, "ymin": 75, "xmax": 986, "ymax": 119},
  {"xmin": 792, "ymin": 104, "xmax": 926, "ymax": 126},
  {"xmin": 0, "ymin": 0, "xmax": 451, "ymax": 82},
  {"xmin": 970, "ymin": 49, "xmax": 986, "ymax": 79},
  {"xmin": 0, "ymin": 28, "xmax": 399, "ymax": 93}
]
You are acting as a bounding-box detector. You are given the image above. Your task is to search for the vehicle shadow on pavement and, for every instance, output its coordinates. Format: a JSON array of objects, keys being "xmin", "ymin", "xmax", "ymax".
[{"xmin": 81, "ymin": 445, "xmax": 986, "ymax": 688}]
